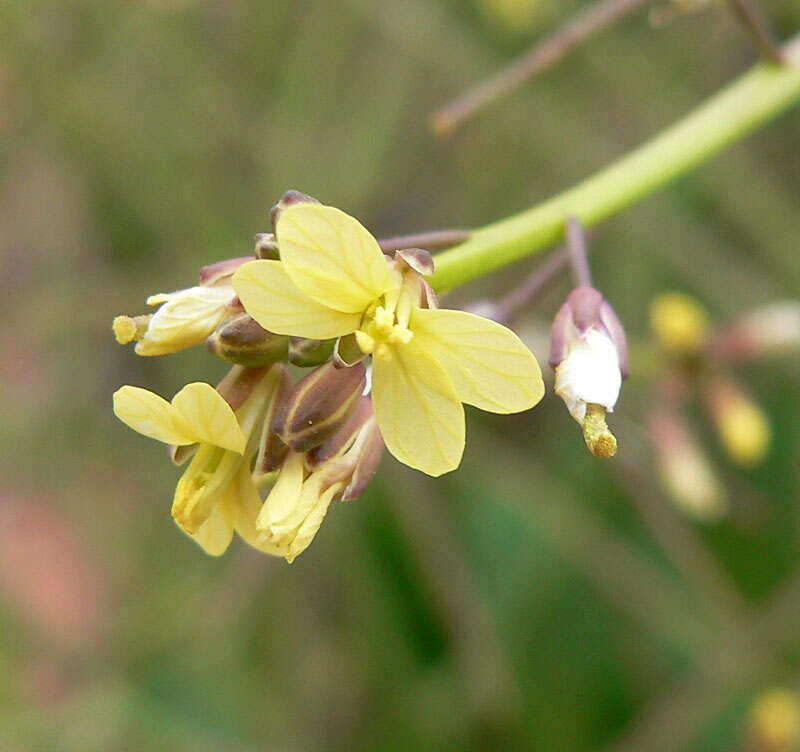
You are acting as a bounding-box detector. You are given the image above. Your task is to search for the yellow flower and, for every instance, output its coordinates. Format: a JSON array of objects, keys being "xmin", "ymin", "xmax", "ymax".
[
  {"xmin": 232, "ymin": 203, "xmax": 544, "ymax": 477},
  {"xmin": 113, "ymin": 370, "xmax": 286, "ymax": 556}
]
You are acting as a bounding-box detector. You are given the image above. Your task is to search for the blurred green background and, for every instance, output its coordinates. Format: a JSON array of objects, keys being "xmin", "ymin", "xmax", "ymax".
[{"xmin": 1, "ymin": 0, "xmax": 799, "ymax": 750}]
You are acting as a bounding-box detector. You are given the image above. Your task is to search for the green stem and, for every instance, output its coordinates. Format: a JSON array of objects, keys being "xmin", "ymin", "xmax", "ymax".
[{"xmin": 430, "ymin": 35, "xmax": 800, "ymax": 293}]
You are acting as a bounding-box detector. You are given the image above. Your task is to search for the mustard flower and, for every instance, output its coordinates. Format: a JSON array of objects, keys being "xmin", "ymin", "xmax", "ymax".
[
  {"xmin": 113, "ymin": 369, "xmax": 287, "ymax": 555},
  {"xmin": 232, "ymin": 203, "xmax": 544, "ymax": 477}
]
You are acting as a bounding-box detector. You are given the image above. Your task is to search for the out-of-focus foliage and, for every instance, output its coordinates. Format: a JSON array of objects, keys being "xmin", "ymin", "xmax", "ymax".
[{"xmin": 0, "ymin": 1, "xmax": 798, "ymax": 750}]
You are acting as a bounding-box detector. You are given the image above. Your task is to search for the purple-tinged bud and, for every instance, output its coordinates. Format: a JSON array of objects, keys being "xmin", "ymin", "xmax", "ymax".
[
  {"xmin": 418, "ymin": 277, "xmax": 439, "ymax": 310},
  {"xmin": 254, "ymin": 232, "xmax": 280, "ymax": 260},
  {"xmin": 274, "ymin": 361, "xmax": 367, "ymax": 453},
  {"xmin": 214, "ymin": 364, "xmax": 274, "ymax": 412},
  {"xmin": 550, "ymin": 286, "xmax": 628, "ymax": 457},
  {"xmin": 254, "ymin": 365, "xmax": 293, "ymax": 476},
  {"xmin": 206, "ymin": 313, "xmax": 289, "ymax": 366},
  {"xmin": 307, "ymin": 398, "xmax": 385, "ymax": 501},
  {"xmin": 333, "ymin": 333, "xmax": 367, "ymax": 368},
  {"xmin": 394, "ymin": 247, "xmax": 434, "ymax": 277},
  {"xmin": 270, "ymin": 190, "xmax": 320, "ymax": 235},
  {"xmin": 288, "ymin": 336, "xmax": 335, "ymax": 367},
  {"xmin": 199, "ymin": 257, "xmax": 253, "ymax": 287}
]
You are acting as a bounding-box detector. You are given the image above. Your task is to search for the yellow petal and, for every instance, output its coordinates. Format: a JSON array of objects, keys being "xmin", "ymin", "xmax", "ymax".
[
  {"xmin": 256, "ymin": 451, "xmax": 306, "ymax": 536},
  {"xmin": 411, "ymin": 308, "xmax": 545, "ymax": 413},
  {"xmin": 276, "ymin": 204, "xmax": 394, "ymax": 313},
  {"xmin": 227, "ymin": 465, "xmax": 285, "ymax": 556},
  {"xmin": 113, "ymin": 385, "xmax": 196, "ymax": 445},
  {"xmin": 186, "ymin": 488, "xmax": 234, "ymax": 556},
  {"xmin": 285, "ymin": 481, "xmax": 343, "ymax": 564},
  {"xmin": 233, "ymin": 260, "xmax": 360, "ymax": 339},
  {"xmin": 171, "ymin": 382, "xmax": 246, "ymax": 454},
  {"xmin": 371, "ymin": 342, "xmax": 464, "ymax": 477}
]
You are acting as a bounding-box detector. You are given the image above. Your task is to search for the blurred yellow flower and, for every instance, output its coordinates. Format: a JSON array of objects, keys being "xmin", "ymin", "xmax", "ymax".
[
  {"xmin": 233, "ymin": 203, "xmax": 544, "ymax": 477},
  {"xmin": 650, "ymin": 292, "xmax": 710, "ymax": 355}
]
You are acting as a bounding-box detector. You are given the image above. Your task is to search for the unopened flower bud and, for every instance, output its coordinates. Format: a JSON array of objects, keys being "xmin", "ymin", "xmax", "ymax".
[
  {"xmin": 550, "ymin": 286, "xmax": 628, "ymax": 456},
  {"xmin": 288, "ymin": 336, "xmax": 335, "ymax": 367},
  {"xmin": 274, "ymin": 361, "xmax": 367, "ymax": 452},
  {"xmin": 747, "ymin": 689, "xmax": 800, "ymax": 752},
  {"xmin": 206, "ymin": 313, "xmax": 289, "ymax": 366},
  {"xmin": 256, "ymin": 399, "xmax": 384, "ymax": 562},
  {"xmin": 650, "ymin": 292, "xmax": 710, "ymax": 355},
  {"xmin": 254, "ymin": 232, "xmax": 280, "ymax": 260},
  {"xmin": 648, "ymin": 407, "xmax": 727, "ymax": 521},
  {"xmin": 334, "ymin": 333, "xmax": 367, "ymax": 368},
  {"xmin": 713, "ymin": 301, "xmax": 800, "ymax": 362},
  {"xmin": 394, "ymin": 247, "xmax": 434, "ymax": 277},
  {"xmin": 307, "ymin": 397, "xmax": 384, "ymax": 501},
  {"xmin": 269, "ymin": 189, "xmax": 320, "ymax": 235},
  {"xmin": 705, "ymin": 377, "xmax": 771, "ymax": 467},
  {"xmin": 253, "ymin": 365, "xmax": 293, "ymax": 477},
  {"xmin": 198, "ymin": 257, "xmax": 252, "ymax": 286}
]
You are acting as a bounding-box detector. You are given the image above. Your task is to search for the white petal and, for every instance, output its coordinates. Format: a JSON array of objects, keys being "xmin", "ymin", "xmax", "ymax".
[{"xmin": 554, "ymin": 329, "xmax": 622, "ymax": 423}]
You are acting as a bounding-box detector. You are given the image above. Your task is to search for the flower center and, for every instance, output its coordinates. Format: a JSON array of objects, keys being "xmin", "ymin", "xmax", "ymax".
[{"xmin": 354, "ymin": 271, "xmax": 420, "ymax": 360}]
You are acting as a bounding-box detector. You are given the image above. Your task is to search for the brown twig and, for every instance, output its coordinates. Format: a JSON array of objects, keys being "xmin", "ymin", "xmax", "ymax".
[
  {"xmin": 566, "ymin": 215, "xmax": 593, "ymax": 288},
  {"xmin": 725, "ymin": 0, "xmax": 785, "ymax": 65},
  {"xmin": 491, "ymin": 247, "xmax": 569, "ymax": 324},
  {"xmin": 430, "ymin": 0, "xmax": 655, "ymax": 135},
  {"xmin": 378, "ymin": 228, "xmax": 471, "ymax": 252}
]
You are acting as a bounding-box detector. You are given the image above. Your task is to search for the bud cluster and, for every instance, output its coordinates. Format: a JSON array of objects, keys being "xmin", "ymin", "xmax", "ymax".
[
  {"xmin": 643, "ymin": 292, "xmax": 800, "ymax": 521},
  {"xmin": 110, "ymin": 190, "xmax": 457, "ymax": 560}
]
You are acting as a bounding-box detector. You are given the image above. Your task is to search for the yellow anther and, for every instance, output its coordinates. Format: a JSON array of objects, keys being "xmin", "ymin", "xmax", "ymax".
[
  {"xmin": 388, "ymin": 326, "xmax": 413, "ymax": 345},
  {"xmin": 582, "ymin": 404, "xmax": 618, "ymax": 458},
  {"xmin": 354, "ymin": 330, "xmax": 375, "ymax": 354},
  {"xmin": 375, "ymin": 343, "xmax": 392, "ymax": 360},
  {"xmin": 374, "ymin": 306, "xmax": 394, "ymax": 337},
  {"xmin": 112, "ymin": 314, "xmax": 151, "ymax": 344}
]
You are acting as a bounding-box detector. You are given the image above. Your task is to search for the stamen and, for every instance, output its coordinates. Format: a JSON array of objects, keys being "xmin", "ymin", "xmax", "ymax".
[
  {"xmin": 113, "ymin": 314, "xmax": 152, "ymax": 344},
  {"xmin": 354, "ymin": 330, "xmax": 375, "ymax": 354},
  {"xmin": 582, "ymin": 403, "xmax": 618, "ymax": 458}
]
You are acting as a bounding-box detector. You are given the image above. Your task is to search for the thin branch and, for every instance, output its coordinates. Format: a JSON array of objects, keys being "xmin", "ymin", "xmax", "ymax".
[
  {"xmin": 430, "ymin": 0, "xmax": 654, "ymax": 135},
  {"xmin": 378, "ymin": 228, "xmax": 471, "ymax": 252},
  {"xmin": 726, "ymin": 0, "xmax": 785, "ymax": 65},
  {"xmin": 566, "ymin": 215, "xmax": 593, "ymax": 287},
  {"xmin": 491, "ymin": 247, "xmax": 569, "ymax": 324},
  {"xmin": 430, "ymin": 34, "xmax": 800, "ymax": 292}
]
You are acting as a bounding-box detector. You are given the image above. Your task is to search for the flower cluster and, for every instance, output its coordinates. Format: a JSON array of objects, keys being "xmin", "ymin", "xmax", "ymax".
[
  {"xmin": 645, "ymin": 293, "xmax": 799, "ymax": 521},
  {"xmin": 113, "ymin": 192, "xmax": 544, "ymax": 560}
]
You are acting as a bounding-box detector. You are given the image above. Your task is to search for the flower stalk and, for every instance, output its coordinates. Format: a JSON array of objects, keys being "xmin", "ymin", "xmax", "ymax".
[{"xmin": 429, "ymin": 34, "xmax": 800, "ymax": 293}]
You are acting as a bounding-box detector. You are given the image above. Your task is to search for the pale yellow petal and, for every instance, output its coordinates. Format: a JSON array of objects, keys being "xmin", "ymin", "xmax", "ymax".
[
  {"xmin": 255, "ymin": 451, "xmax": 305, "ymax": 535},
  {"xmin": 371, "ymin": 342, "xmax": 464, "ymax": 477},
  {"xmin": 113, "ymin": 385, "xmax": 196, "ymax": 445},
  {"xmin": 228, "ymin": 465, "xmax": 285, "ymax": 556},
  {"xmin": 285, "ymin": 482, "xmax": 342, "ymax": 564},
  {"xmin": 277, "ymin": 204, "xmax": 394, "ymax": 313},
  {"xmin": 411, "ymin": 308, "xmax": 545, "ymax": 413},
  {"xmin": 186, "ymin": 488, "xmax": 234, "ymax": 556},
  {"xmin": 171, "ymin": 382, "xmax": 246, "ymax": 454},
  {"xmin": 233, "ymin": 260, "xmax": 360, "ymax": 339}
]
